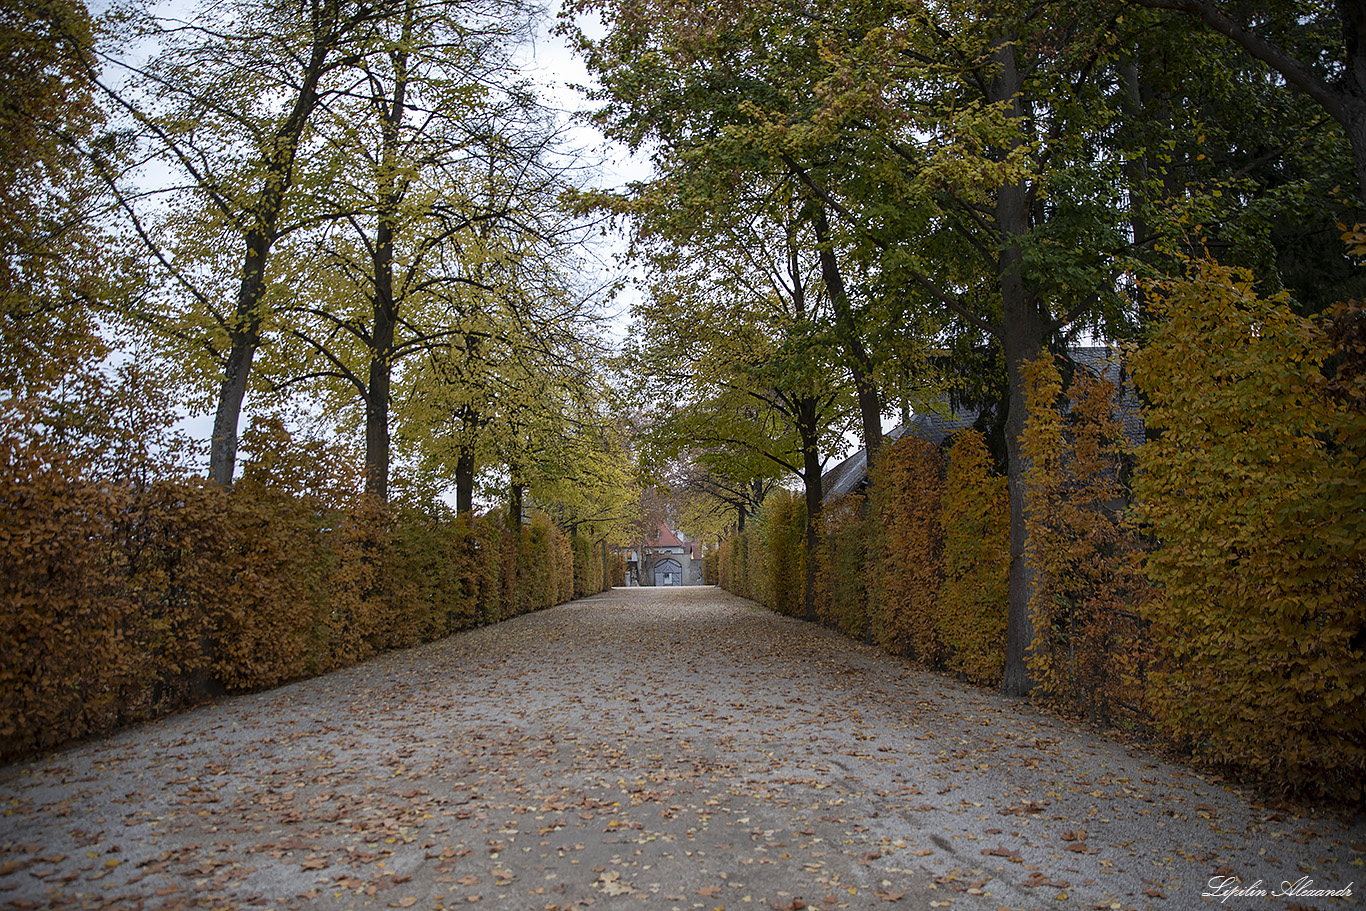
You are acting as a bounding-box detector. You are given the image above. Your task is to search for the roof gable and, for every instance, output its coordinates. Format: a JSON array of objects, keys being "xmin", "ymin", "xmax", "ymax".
[{"xmin": 821, "ymin": 346, "xmax": 1144, "ymax": 506}]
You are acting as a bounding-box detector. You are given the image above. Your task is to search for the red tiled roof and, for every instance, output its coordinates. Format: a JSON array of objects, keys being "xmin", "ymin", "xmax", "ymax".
[{"xmin": 655, "ymin": 524, "xmax": 683, "ymax": 547}]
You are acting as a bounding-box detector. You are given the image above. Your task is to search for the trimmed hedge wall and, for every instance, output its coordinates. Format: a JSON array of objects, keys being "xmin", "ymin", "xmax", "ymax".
[
  {"xmin": 0, "ymin": 413, "xmax": 604, "ymax": 762},
  {"xmin": 718, "ymin": 260, "xmax": 1366, "ymax": 800}
]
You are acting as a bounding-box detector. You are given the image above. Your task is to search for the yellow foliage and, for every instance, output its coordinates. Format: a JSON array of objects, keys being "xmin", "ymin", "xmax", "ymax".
[
  {"xmin": 1133, "ymin": 259, "xmax": 1366, "ymax": 798},
  {"xmin": 0, "ymin": 408, "xmax": 586, "ymax": 761},
  {"xmin": 1022, "ymin": 358, "xmax": 1152, "ymax": 725},
  {"xmin": 936, "ymin": 430, "xmax": 1009, "ymax": 686},
  {"xmin": 816, "ymin": 493, "xmax": 868, "ymax": 639},
  {"xmin": 717, "ymin": 491, "xmax": 805, "ymax": 617},
  {"xmin": 752, "ymin": 490, "xmax": 806, "ymax": 617},
  {"xmin": 868, "ymin": 437, "xmax": 944, "ymax": 664}
]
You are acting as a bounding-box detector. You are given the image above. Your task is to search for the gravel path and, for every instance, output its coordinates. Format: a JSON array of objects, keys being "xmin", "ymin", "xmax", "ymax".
[{"xmin": 0, "ymin": 586, "xmax": 1361, "ymax": 911}]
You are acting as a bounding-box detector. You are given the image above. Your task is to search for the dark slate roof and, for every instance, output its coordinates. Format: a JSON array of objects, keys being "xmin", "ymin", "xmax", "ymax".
[
  {"xmin": 820, "ymin": 346, "xmax": 1145, "ymax": 505},
  {"xmin": 1069, "ymin": 346, "xmax": 1146, "ymax": 448},
  {"xmin": 821, "ymin": 425, "xmax": 908, "ymax": 503},
  {"xmin": 904, "ymin": 403, "xmax": 982, "ymax": 448}
]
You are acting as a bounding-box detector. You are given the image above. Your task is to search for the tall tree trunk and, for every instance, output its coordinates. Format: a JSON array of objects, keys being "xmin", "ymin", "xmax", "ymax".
[
  {"xmin": 509, "ymin": 479, "xmax": 524, "ymax": 531},
  {"xmin": 1120, "ymin": 56, "xmax": 1172, "ymax": 331},
  {"xmin": 990, "ymin": 34, "xmax": 1047, "ymax": 698},
  {"xmin": 797, "ymin": 396, "xmax": 823, "ymax": 624},
  {"xmin": 812, "ymin": 206, "xmax": 882, "ymax": 463},
  {"xmin": 209, "ymin": 220, "xmax": 277, "ymax": 487},
  {"xmin": 365, "ymin": 218, "xmax": 394, "ymax": 499},
  {"xmin": 206, "ymin": 8, "xmax": 340, "ymax": 486},
  {"xmin": 1118, "ymin": 61, "xmax": 1151, "ymax": 254},
  {"xmin": 209, "ymin": 296, "xmax": 261, "ymax": 487},
  {"xmin": 1343, "ymin": 0, "xmax": 1366, "ymax": 203},
  {"xmin": 455, "ymin": 440, "xmax": 476, "ymax": 515},
  {"xmin": 362, "ymin": 17, "xmax": 411, "ymax": 501}
]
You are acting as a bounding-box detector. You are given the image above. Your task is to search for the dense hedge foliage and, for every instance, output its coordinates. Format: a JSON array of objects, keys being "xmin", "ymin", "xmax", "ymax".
[
  {"xmin": 0, "ymin": 411, "xmax": 603, "ymax": 762},
  {"xmin": 815, "ymin": 493, "xmax": 868, "ymax": 639},
  {"xmin": 572, "ymin": 533, "xmax": 609, "ymax": 599},
  {"xmin": 719, "ymin": 260, "xmax": 1366, "ymax": 800},
  {"xmin": 869, "ymin": 437, "xmax": 944, "ymax": 664},
  {"xmin": 936, "ymin": 430, "xmax": 1009, "ymax": 686},
  {"xmin": 1132, "ymin": 261, "xmax": 1366, "ymax": 797},
  {"xmin": 715, "ymin": 489, "xmax": 805, "ymax": 617},
  {"xmin": 1022, "ymin": 359, "xmax": 1152, "ymax": 726}
]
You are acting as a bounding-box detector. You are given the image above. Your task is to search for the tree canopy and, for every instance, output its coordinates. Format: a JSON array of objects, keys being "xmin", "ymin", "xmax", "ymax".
[{"xmin": 5, "ymin": 0, "xmax": 1362, "ymax": 702}]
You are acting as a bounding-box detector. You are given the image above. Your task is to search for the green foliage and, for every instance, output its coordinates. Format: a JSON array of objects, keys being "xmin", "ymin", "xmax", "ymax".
[
  {"xmin": 717, "ymin": 533, "xmax": 745, "ymax": 598},
  {"xmin": 701, "ymin": 546, "xmax": 718, "ymax": 585},
  {"xmin": 934, "ymin": 431, "xmax": 1009, "ymax": 686},
  {"xmin": 716, "ymin": 491, "xmax": 805, "ymax": 616},
  {"xmin": 572, "ymin": 533, "xmax": 602, "ymax": 599},
  {"xmin": 725, "ymin": 431, "xmax": 1008, "ymax": 683},
  {"xmin": 0, "ymin": 0, "xmax": 116, "ymax": 396},
  {"xmin": 815, "ymin": 494, "xmax": 868, "ymax": 640},
  {"xmin": 764, "ymin": 492, "xmax": 807, "ymax": 619},
  {"xmin": 1132, "ymin": 258, "xmax": 1366, "ymax": 798}
]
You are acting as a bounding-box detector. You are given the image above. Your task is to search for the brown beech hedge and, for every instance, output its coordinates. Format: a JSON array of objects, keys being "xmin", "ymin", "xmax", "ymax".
[
  {"xmin": 0, "ymin": 413, "xmax": 602, "ymax": 762},
  {"xmin": 721, "ymin": 260, "xmax": 1365, "ymax": 800}
]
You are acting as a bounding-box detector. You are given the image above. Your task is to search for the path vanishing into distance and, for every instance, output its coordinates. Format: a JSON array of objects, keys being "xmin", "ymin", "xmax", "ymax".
[{"xmin": 1, "ymin": 587, "xmax": 1362, "ymax": 911}]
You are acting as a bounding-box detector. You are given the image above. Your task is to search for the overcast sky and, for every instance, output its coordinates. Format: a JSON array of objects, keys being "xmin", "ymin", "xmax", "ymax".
[{"xmin": 514, "ymin": 7, "xmax": 652, "ymax": 341}]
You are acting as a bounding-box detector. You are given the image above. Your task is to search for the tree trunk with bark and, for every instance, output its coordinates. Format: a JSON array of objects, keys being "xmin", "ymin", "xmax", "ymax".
[
  {"xmin": 990, "ymin": 34, "xmax": 1047, "ymax": 698},
  {"xmin": 207, "ymin": 6, "xmax": 342, "ymax": 486},
  {"xmin": 365, "ymin": 219, "xmax": 395, "ymax": 499},
  {"xmin": 362, "ymin": 17, "xmax": 411, "ymax": 501},
  {"xmin": 812, "ymin": 206, "xmax": 883, "ymax": 463},
  {"xmin": 455, "ymin": 439, "xmax": 476, "ymax": 515},
  {"xmin": 796, "ymin": 395, "xmax": 823, "ymax": 624}
]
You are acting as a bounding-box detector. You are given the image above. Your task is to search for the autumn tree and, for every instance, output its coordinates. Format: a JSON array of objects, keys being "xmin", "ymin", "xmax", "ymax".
[
  {"xmin": 618, "ymin": 171, "xmax": 858, "ymax": 619},
  {"xmin": 562, "ymin": 0, "xmax": 896, "ymax": 463},
  {"xmin": 570, "ymin": 0, "xmax": 1145, "ymax": 692},
  {"xmin": 1122, "ymin": 0, "xmax": 1366, "ymax": 209},
  {"xmin": 1, "ymin": 0, "xmax": 126, "ymax": 395},
  {"xmin": 661, "ymin": 456, "xmax": 777, "ymax": 537},
  {"xmin": 1099, "ymin": 3, "xmax": 1365, "ymax": 321},
  {"xmin": 93, "ymin": 0, "xmax": 393, "ymax": 485},
  {"xmin": 263, "ymin": 0, "xmax": 574, "ymax": 501}
]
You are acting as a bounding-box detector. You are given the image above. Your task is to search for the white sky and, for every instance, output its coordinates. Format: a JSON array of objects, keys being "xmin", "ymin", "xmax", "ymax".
[
  {"xmin": 517, "ymin": 6, "xmax": 650, "ymax": 179},
  {"xmin": 516, "ymin": 6, "xmax": 653, "ymax": 343}
]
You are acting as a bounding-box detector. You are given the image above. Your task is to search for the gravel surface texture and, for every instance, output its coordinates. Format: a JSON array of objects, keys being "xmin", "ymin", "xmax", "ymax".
[{"xmin": 0, "ymin": 585, "xmax": 1361, "ymax": 911}]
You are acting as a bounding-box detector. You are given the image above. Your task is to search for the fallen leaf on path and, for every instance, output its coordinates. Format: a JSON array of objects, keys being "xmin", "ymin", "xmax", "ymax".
[{"xmin": 596, "ymin": 870, "xmax": 633, "ymax": 896}]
